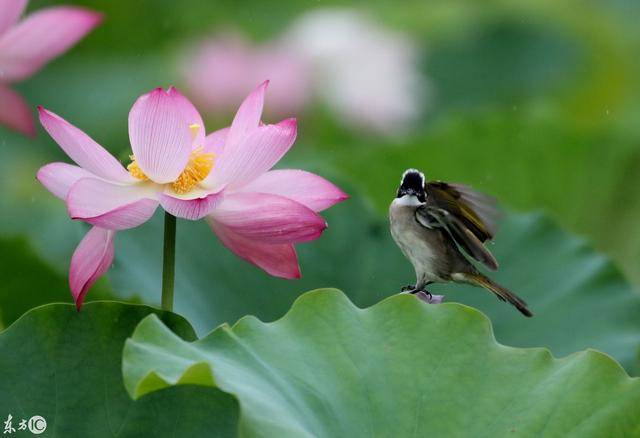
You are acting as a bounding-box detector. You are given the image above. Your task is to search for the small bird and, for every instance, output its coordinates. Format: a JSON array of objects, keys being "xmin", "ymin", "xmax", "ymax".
[{"xmin": 389, "ymin": 169, "xmax": 533, "ymax": 317}]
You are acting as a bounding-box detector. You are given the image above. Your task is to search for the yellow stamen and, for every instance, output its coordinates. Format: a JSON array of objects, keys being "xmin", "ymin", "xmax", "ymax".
[
  {"xmin": 189, "ymin": 123, "xmax": 201, "ymax": 142},
  {"xmin": 127, "ymin": 146, "xmax": 215, "ymax": 194},
  {"xmin": 127, "ymin": 156, "xmax": 149, "ymax": 180},
  {"xmin": 171, "ymin": 146, "xmax": 215, "ymax": 194}
]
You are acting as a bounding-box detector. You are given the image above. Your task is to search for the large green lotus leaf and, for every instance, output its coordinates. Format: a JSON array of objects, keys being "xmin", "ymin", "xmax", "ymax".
[
  {"xmin": 0, "ymin": 302, "xmax": 239, "ymax": 437},
  {"xmin": 124, "ymin": 289, "xmax": 640, "ymax": 437}
]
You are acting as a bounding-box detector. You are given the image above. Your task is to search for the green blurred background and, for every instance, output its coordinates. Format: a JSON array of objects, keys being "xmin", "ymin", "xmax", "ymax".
[{"xmin": 2, "ymin": 0, "xmax": 640, "ymax": 337}]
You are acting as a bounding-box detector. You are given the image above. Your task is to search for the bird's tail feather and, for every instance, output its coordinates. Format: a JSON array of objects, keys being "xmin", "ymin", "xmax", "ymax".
[{"xmin": 463, "ymin": 273, "xmax": 533, "ymax": 317}]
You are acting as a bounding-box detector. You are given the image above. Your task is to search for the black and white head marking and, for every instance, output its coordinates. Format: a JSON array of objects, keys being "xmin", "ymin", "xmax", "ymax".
[
  {"xmin": 397, "ymin": 168, "xmax": 427, "ymax": 203},
  {"xmin": 400, "ymin": 168, "xmax": 425, "ymax": 186}
]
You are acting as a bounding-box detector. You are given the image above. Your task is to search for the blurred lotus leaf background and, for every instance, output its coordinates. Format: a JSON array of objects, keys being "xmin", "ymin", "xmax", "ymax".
[{"xmin": 2, "ymin": 0, "xmax": 640, "ymax": 369}]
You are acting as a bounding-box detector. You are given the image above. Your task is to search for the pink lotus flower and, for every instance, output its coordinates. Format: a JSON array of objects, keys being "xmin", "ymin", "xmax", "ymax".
[
  {"xmin": 37, "ymin": 82, "xmax": 348, "ymax": 309},
  {"xmin": 0, "ymin": 0, "xmax": 101, "ymax": 136}
]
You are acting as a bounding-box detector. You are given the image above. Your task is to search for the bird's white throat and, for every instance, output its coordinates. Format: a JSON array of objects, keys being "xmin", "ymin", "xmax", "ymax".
[{"xmin": 393, "ymin": 195, "xmax": 423, "ymax": 207}]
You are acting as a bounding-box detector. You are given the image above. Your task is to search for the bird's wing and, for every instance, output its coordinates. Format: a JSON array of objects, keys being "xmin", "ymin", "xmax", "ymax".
[
  {"xmin": 417, "ymin": 206, "xmax": 499, "ymax": 270},
  {"xmin": 417, "ymin": 181, "xmax": 501, "ymax": 271},
  {"xmin": 425, "ymin": 181, "xmax": 501, "ymax": 242}
]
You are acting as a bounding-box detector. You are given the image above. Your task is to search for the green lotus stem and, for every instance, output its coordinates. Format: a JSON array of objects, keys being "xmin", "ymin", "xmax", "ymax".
[{"xmin": 161, "ymin": 212, "xmax": 176, "ymax": 311}]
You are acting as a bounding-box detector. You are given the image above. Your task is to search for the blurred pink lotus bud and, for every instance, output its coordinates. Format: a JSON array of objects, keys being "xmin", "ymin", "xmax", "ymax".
[
  {"xmin": 181, "ymin": 9, "xmax": 427, "ymax": 137},
  {"xmin": 182, "ymin": 33, "xmax": 312, "ymax": 118},
  {"xmin": 0, "ymin": 1, "xmax": 102, "ymax": 136}
]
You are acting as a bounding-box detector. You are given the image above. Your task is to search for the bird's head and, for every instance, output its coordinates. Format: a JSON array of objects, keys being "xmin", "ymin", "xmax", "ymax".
[{"xmin": 397, "ymin": 168, "xmax": 426, "ymax": 203}]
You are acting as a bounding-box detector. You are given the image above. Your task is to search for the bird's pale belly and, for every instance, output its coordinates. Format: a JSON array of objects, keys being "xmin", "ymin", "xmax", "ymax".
[{"xmin": 389, "ymin": 204, "xmax": 445, "ymax": 286}]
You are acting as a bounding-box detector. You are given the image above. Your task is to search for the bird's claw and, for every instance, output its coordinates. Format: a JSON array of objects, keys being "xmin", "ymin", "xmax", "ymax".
[
  {"xmin": 399, "ymin": 284, "xmax": 443, "ymax": 303},
  {"xmin": 412, "ymin": 290, "xmax": 444, "ymax": 304},
  {"xmin": 400, "ymin": 284, "xmax": 433, "ymax": 298}
]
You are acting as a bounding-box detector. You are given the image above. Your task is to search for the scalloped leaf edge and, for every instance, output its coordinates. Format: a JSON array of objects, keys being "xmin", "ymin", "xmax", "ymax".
[{"xmin": 123, "ymin": 288, "xmax": 637, "ymax": 402}]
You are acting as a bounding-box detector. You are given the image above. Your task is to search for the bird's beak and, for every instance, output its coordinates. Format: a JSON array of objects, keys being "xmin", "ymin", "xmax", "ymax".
[{"xmin": 398, "ymin": 187, "xmax": 419, "ymax": 197}]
